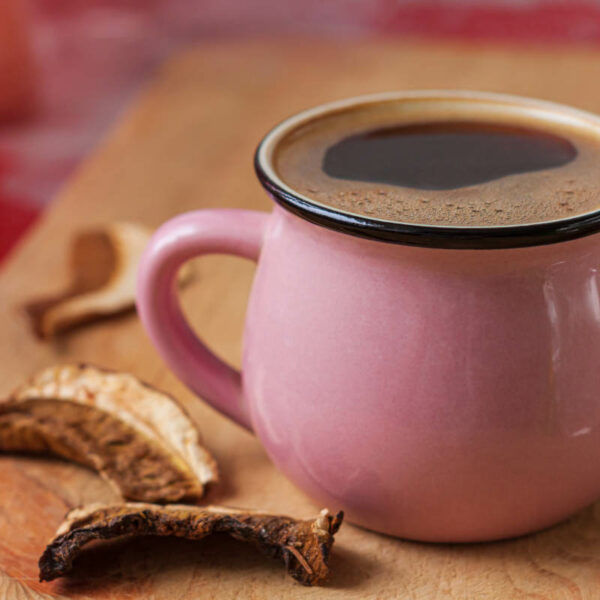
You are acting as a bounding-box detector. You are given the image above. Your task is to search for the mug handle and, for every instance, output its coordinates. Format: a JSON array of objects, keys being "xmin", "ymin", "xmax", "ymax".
[{"xmin": 136, "ymin": 209, "xmax": 269, "ymax": 431}]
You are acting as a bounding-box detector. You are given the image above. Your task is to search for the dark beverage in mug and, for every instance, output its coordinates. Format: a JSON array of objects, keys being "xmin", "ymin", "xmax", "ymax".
[{"xmin": 275, "ymin": 102, "xmax": 600, "ymax": 227}]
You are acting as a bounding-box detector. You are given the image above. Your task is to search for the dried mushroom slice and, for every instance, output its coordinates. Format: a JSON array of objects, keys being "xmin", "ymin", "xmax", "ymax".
[
  {"xmin": 39, "ymin": 503, "xmax": 344, "ymax": 586},
  {"xmin": 24, "ymin": 222, "xmax": 193, "ymax": 339},
  {"xmin": 0, "ymin": 364, "xmax": 218, "ymax": 502}
]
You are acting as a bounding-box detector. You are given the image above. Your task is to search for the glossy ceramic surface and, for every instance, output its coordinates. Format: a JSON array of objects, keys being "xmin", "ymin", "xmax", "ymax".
[{"xmin": 137, "ymin": 204, "xmax": 600, "ymax": 541}]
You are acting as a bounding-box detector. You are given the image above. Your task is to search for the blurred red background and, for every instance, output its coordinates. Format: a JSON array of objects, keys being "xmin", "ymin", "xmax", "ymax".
[{"xmin": 3, "ymin": 0, "xmax": 600, "ymax": 262}]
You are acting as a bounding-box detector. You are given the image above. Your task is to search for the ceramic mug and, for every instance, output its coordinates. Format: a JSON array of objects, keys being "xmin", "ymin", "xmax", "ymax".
[{"xmin": 137, "ymin": 92, "xmax": 600, "ymax": 542}]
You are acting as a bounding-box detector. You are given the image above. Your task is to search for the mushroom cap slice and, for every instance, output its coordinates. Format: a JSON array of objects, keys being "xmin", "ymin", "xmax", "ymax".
[
  {"xmin": 24, "ymin": 222, "xmax": 193, "ymax": 339},
  {"xmin": 39, "ymin": 502, "xmax": 344, "ymax": 586},
  {"xmin": 0, "ymin": 364, "xmax": 218, "ymax": 502}
]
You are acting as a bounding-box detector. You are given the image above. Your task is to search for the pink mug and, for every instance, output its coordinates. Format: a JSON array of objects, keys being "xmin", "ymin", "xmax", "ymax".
[{"xmin": 137, "ymin": 92, "xmax": 600, "ymax": 542}]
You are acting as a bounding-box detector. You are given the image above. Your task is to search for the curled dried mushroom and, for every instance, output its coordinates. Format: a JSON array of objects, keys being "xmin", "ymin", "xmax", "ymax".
[
  {"xmin": 39, "ymin": 502, "xmax": 344, "ymax": 586},
  {"xmin": 24, "ymin": 222, "xmax": 193, "ymax": 339},
  {"xmin": 0, "ymin": 364, "xmax": 218, "ymax": 502}
]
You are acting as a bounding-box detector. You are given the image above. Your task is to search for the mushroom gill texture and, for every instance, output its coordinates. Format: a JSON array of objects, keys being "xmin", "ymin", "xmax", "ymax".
[
  {"xmin": 39, "ymin": 503, "xmax": 344, "ymax": 586},
  {"xmin": 0, "ymin": 364, "xmax": 218, "ymax": 503}
]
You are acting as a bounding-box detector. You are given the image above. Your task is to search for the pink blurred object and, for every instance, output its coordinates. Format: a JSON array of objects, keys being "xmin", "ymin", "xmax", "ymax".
[
  {"xmin": 4, "ymin": 0, "xmax": 600, "ymax": 264},
  {"xmin": 0, "ymin": 0, "xmax": 165, "ymax": 263},
  {"xmin": 0, "ymin": 0, "xmax": 35, "ymax": 121}
]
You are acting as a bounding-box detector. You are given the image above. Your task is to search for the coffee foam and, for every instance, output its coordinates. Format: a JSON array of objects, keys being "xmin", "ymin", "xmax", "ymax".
[{"xmin": 273, "ymin": 100, "xmax": 600, "ymax": 227}]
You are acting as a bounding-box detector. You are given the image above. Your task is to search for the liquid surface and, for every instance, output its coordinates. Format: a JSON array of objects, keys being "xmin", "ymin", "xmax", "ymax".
[
  {"xmin": 323, "ymin": 122, "xmax": 576, "ymax": 191},
  {"xmin": 274, "ymin": 105, "xmax": 600, "ymax": 226}
]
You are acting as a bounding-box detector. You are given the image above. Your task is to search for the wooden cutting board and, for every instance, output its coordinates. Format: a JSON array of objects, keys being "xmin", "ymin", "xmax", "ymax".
[{"xmin": 2, "ymin": 38, "xmax": 600, "ymax": 599}]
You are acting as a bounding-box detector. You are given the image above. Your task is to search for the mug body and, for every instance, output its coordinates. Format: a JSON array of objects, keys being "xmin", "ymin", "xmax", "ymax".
[
  {"xmin": 137, "ymin": 91, "xmax": 600, "ymax": 543},
  {"xmin": 243, "ymin": 205, "xmax": 600, "ymax": 542}
]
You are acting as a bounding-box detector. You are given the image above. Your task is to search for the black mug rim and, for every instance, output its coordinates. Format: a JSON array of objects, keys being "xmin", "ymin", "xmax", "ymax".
[{"xmin": 254, "ymin": 91, "xmax": 600, "ymax": 250}]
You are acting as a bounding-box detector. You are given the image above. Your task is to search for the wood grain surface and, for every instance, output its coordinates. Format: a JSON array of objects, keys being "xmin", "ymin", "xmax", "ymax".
[{"xmin": 2, "ymin": 38, "xmax": 600, "ymax": 599}]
